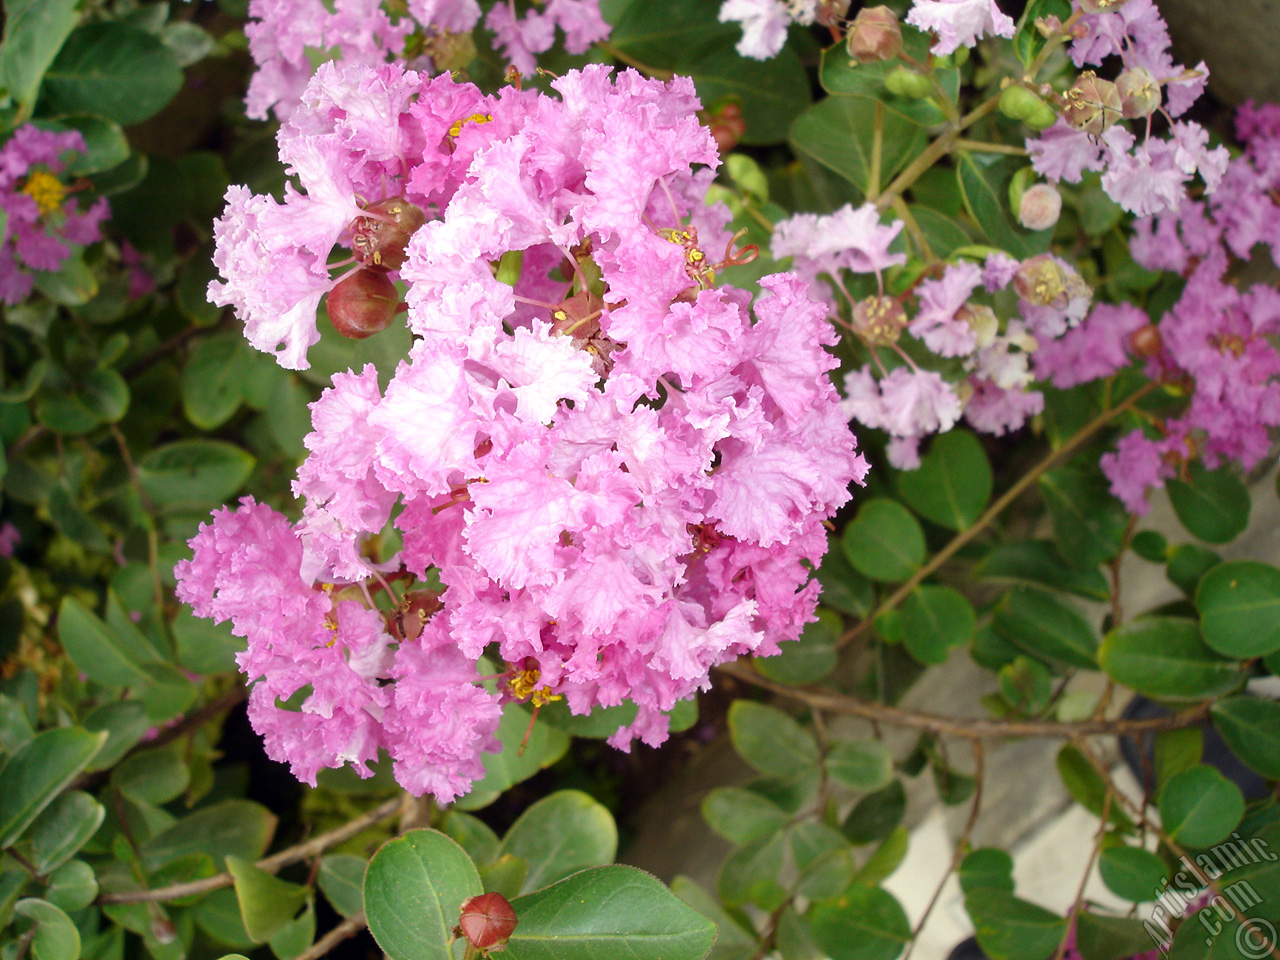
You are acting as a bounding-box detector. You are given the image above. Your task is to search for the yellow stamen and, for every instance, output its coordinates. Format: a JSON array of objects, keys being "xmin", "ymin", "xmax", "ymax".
[
  {"xmin": 22, "ymin": 170, "xmax": 65, "ymax": 217},
  {"xmin": 448, "ymin": 112, "xmax": 494, "ymax": 138}
]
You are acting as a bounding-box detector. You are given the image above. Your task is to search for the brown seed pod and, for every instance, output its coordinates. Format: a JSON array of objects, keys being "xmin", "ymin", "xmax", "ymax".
[
  {"xmin": 457, "ymin": 892, "xmax": 518, "ymax": 952},
  {"xmin": 327, "ymin": 269, "xmax": 399, "ymax": 339},
  {"xmin": 350, "ymin": 197, "xmax": 427, "ymax": 272},
  {"xmin": 1131, "ymin": 323, "xmax": 1163, "ymax": 358},
  {"xmin": 846, "ymin": 6, "xmax": 902, "ymax": 64}
]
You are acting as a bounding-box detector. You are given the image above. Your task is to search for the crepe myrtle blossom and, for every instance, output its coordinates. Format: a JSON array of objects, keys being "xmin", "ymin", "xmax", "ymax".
[
  {"xmin": 0, "ymin": 125, "xmax": 109, "ymax": 306},
  {"xmin": 187, "ymin": 62, "xmax": 866, "ymax": 800},
  {"xmin": 904, "ymin": 0, "xmax": 1015, "ymax": 56},
  {"xmin": 772, "ymin": 203, "xmax": 1089, "ymax": 469},
  {"xmin": 1025, "ymin": 0, "xmax": 1226, "ymax": 217},
  {"xmin": 718, "ymin": 0, "xmax": 851, "ymax": 60},
  {"xmin": 243, "ymin": 0, "xmax": 607, "ymax": 121}
]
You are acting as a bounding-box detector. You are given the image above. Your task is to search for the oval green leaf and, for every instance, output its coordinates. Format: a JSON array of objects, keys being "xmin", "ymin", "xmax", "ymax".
[
  {"xmin": 842, "ymin": 498, "xmax": 925, "ymax": 583},
  {"xmin": 1099, "ymin": 617, "xmax": 1242, "ymax": 701},
  {"xmin": 1159, "ymin": 766, "xmax": 1245, "ymax": 849},
  {"xmin": 898, "ymin": 429, "xmax": 992, "ymax": 531},
  {"xmin": 728, "ymin": 700, "xmax": 818, "ymax": 777},
  {"xmin": 504, "ymin": 864, "xmax": 716, "ymax": 960},
  {"xmin": 826, "ymin": 740, "xmax": 894, "ymax": 793},
  {"xmin": 1197, "ymin": 561, "xmax": 1280, "ymax": 659},
  {"xmin": 1167, "ymin": 464, "xmax": 1250, "ymax": 545},
  {"xmin": 138, "ymin": 439, "xmax": 255, "ymax": 512},
  {"xmin": 43, "ymin": 23, "xmax": 184, "ymax": 126},
  {"xmin": 808, "ymin": 884, "xmax": 911, "ymax": 960},
  {"xmin": 30, "ymin": 791, "xmax": 105, "ymax": 875},
  {"xmin": 497, "ymin": 790, "xmax": 617, "ymax": 895},
  {"xmin": 1210, "ymin": 697, "xmax": 1280, "ymax": 780},
  {"xmin": 14, "ymin": 898, "xmax": 80, "ymax": 960},
  {"xmin": 364, "ymin": 829, "xmax": 483, "ymax": 960},
  {"xmin": 1099, "ymin": 846, "xmax": 1169, "ymax": 903},
  {"xmin": 967, "ymin": 890, "xmax": 1066, "ymax": 960},
  {"xmin": 0, "ymin": 727, "xmax": 105, "ymax": 848},
  {"xmin": 900, "ymin": 584, "xmax": 976, "ymax": 665},
  {"xmin": 993, "ymin": 587, "xmax": 1098, "ymax": 670}
]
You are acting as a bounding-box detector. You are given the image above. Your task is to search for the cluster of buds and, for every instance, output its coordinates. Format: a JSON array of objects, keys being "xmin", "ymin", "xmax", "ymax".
[{"xmin": 327, "ymin": 196, "xmax": 426, "ymax": 339}]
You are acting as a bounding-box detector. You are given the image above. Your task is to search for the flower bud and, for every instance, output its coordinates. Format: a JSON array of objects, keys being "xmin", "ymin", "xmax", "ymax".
[
  {"xmin": 999, "ymin": 85, "xmax": 1046, "ymax": 122},
  {"xmin": 350, "ymin": 197, "xmax": 427, "ymax": 272},
  {"xmin": 1116, "ymin": 66, "xmax": 1161, "ymax": 119},
  {"xmin": 1079, "ymin": 0, "xmax": 1131, "ymax": 12},
  {"xmin": 847, "ymin": 6, "xmax": 902, "ymax": 64},
  {"xmin": 1017, "ymin": 184, "xmax": 1063, "ymax": 231},
  {"xmin": 327, "ymin": 269, "xmax": 399, "ymax": 339},
  {"xmin": 852, "ymin": 295, "xmax": 907, "ymax": 345},
  {"xmin": 706, "ymin": 102, "xmax": 746, "ymax": 154},
  {"xmin": 457, "ymin": 893, "xmax": 518, "ymax": 953},
  {"xmin": 1013, "ymin": 254, "xmax": 1067, "ymax": 307},
  {"xmin": 885, "ymin": 66, "xmax": 933, "ymax": 100},
  {"xmin": 1131, "ymin": 323, "xmax": 1162, "ymax": 358},
  {"xmin": 1063, "ymin": 71, "xmax": 1122, "ymax": 136}
]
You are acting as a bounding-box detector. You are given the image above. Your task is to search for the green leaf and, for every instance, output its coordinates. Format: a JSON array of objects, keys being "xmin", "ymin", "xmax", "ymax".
[
  {"xmin": 110, "ymin": 746, "xmax": 190, "ymax": 805},
  {"xmin": 718, "ymin": 832, "xmax": 787, "ymax": 910},
  {"xmin": 1159, "ymin": 766, "xmax": 1244, "ymax": 848},
  {"xmin": 44, "ymin": 860, "xmax": 97, "ymax": 913},
  {"xmin": 81, "ymin": 700, "xmax": 150, "ymax": 771},
  {"xmin": 497, "ymin": 790, "xmax": 617, "ymax": 895},
  {"xmin": 841, "ymin": 780, "xmax": 906, "ymax": 846},
  {"xmin": 728, "ymin": 700, "xmax": 818, "ymax": 777},
  {"xmin": 807, "ymin": 884, "xmax": 912, "ymax": 960},
  {"xmin": 958, "ymin": 848, "xmax": 1014, "ymax": 896},
  {"xmin": 317, "ymin": 855, "xmax": 366, "ymax": 920},
  {"xmin": 1074, "ymin": 914, "xmax": 1157, "ymax": 960},
  {"xmin": 826, "ymin": 740, "xmax": 894, "ymax": 793},
  {"xmin": 1039, "ymin": 466, "xmax": 1129, "ymax": 568},
  {"xmin": 791, "ymin": 823, "xmax": 855, "ymax": 899},
  {"xmin": 967, "ymin": 890, "xmax": 1066, "ymax": 960},
  {"xmin": 0, "ymin": 0, "xmax": 79, "ymax": 118},
  {"xmin": 671, "ymin": 876, "xmax": 757, "ymax": 960},
  {"xmin": 1099, "ymin": 617, "xmax": 1242, "ymax": 701},
  {"xmin": 897, "ymin": 430, "xmax": 992, "ymax": 531},
  {"xmin": 1211, "ymin": 697, "xmax": 1280, "ymax": 780},
  {"xmin": 183, "ymin": 333, "xmax": 248, "ymax": 429},
  {"xmin": 702, "ymin": 787, "xmax": 789, "ymax": 846},
  {"xmin": 1168, "ymin": 543, "xmax": 1223, "ymax": 597},
  {"xmin": 227, "ymin": 856, "xmax": 309, "ymax": 943},
  {"xmin": 270, "ymin": 899, "xmax": 315, "ymax": 960},
  {"xmin": 607, "ymin": 0, "xmax": 809, "ymax": 145},
  {"xmin": 1167, "ymin": 464, "xmax": 1250, "ymax": 545},
  {"xmin": 140, "ymin": 800, "xmax": 276, "ymax": 872},
  {"xmin": 1013, "ymin": 0, "xmax": 1073, "ymax": 68},
  {"xmin": 851, "ymin": 825, "xmax": 909, "ymax": 886},
  {"xmin": 57, "ymin": 596, "xmax": 150, "ymax": 690},
  {"xmin": 900, "ymin": 585, "xmax": 975, "ymax": 665},
  {"xmin": 1197, "ymin": 561, "xmax": 1280, "ymax": 658},
  {"xmin": 1155, "ymin": 727, "xmax": 1203, "ymax": 794},
  {"xmin": 842, "ymin": 498, "xmax": 925, "ymax": 583},
  {"xmin": 138, "ymin": 440, "xmax": 255, "ymax": 511},
  {"xmin": 504, "ymin": 864, "xmax": 716, "ymax": 960},
  {"xmin": 43, "ymin": 23, "xmax": 184, "ymax": 126},
  {"xmin": 364, "ymin": 830, "xmax": 482, "ymax": 960},
  {"xmin": 790, "ymin": 95, "xmax": 926, "ymax": 197},
  {"xmin": 172, "ymin": 607, "xmax": 242, "ymax": 676},
  {"xmin": 30, "ymin": 791, "xmax": 105, "ymax": 875},
  {"xmin": 977, "ymin": 540, "xmax": 1111, "ymax": 601},
  {"xmin": 816, "ymin": 543, "xmax": 876, "ymax": 618},
  {"xmin": 756, "ymin": 608, "xmax": 839, "ymax": 684},
  {"xmin": 998, "ymin": 656, "xmax": 1052, "ymax": 715},
  {"xmin": 0, "ymin": 727, "xmax": 105, "ymax": 848},
  {"xmin": 1056, "ymin": 744, "xmax": 1134, "ymax": 832},
  {"xmin": 956, "ymin": 153, "xmax": 1052, "ymax": 258},
  {"xmin": 36, "ymin": 367, "xmax": 128, "ymax": 433},
  {"xmin": 14, "ymin": 899, "xmax": 80, "ymax": 960},
  {"xmin": 455, "ymin": 703, "xmax": 569, "ymax": 811},
  {"xmin": 993, "ymin": 588, "xmax": 1098, "ymax": 670},
  {"xmin": 1098, "ymin": 846, "xmax": 1168, "ymax": 904}
]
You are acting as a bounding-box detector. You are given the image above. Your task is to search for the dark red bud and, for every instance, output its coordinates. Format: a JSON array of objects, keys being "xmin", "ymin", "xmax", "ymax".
[
  {"xmin": 327, "ymin": 270, "xmax": 398, "ymax": 339},
  {"xmin": 351, "ymin": 197, "xmax": 427, "ymax": 272},
  {"xmin": 1131, "ymin": 324, "xmax": 1162, "ymax": 358},
  {"xmin": 457, "ymin": 892, "xmax": 518, "ymax": 951}
]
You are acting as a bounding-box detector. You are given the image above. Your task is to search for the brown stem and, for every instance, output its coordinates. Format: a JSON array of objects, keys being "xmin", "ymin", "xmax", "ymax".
[
  {"xmin": 717, "ymin": 662, "xmax": 1211, "ymax": 740},
  {"xmin": 1053, "ymin": 783, "xmax": 1111, "ymax": 960},
  {"xmin": 98, "ymin": 795, "xmax": 406, "ymax": 904},
  {"xmin": 294, "ymin": 912, "xmax": 368, "ymax": 960},
  {"xmin": 838, "ymin": 380, "xmax": 1160, "ymax": 651}
]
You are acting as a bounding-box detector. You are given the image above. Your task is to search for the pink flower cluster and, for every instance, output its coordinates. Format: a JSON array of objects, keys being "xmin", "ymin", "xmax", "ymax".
[
  {"xmin": 0, "ymin": 125, "xmax": 109, "ymax": 306},
  {"xmin": 773, "ymin": 204, "xmax": 1089, "ymax": 468},
  {"xmin": 1027, "ymin": 0, "xmax": 1226, "ymax": 217},
  {"xmin": 244, "ymin": 0, "xmax": 608, "ymax": 121},
  {"xmin": 184, "ymin": 62, "xmax": 866, "ymax": 800},
  {"xmin": 1043, "ymin": 102, "xmax": 1280, "ymax": 514}
]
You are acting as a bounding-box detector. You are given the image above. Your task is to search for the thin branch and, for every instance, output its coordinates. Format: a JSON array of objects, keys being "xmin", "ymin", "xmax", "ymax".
[
  {"xmin": 98, "ymin": 795, "xmax": 406, "ymax": 904},
  {"xmin": 295, "ymin": 912, "xmax": 368, "ymax": 960},
  {"xmin": 953, "ymin": 138, "xmax": 1029, "ymax": 156},
  {"xmin": 903, "ymin": 740, "xmax": 984, "ymax": 960},
  {"xmin": 1053, "ymin": 779, "xmax": 1111, "ymax": 960},
  {"xmin": 716, "ymin": 661, "xmax": 1212, "ymax": 740},
  {"xmin": 838, "ymin": 380, "xmax": 1160, "ymax": 650}
]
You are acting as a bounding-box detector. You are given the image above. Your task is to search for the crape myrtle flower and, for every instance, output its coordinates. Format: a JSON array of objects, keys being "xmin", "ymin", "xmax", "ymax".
[
  {"xmin": 186, "ymin": 61, "xmax": 867, "ymax": 800},
  {"xmin": 718, "ymin": 0, "xmax": 851, "ymax": 60},
  {"xmin": 1025, "ymin": 0, "xmax": 1226, "ymax": 217},
  {"xmin": 243, "ymin": 0, "xmax": 607, "ymax": 121},
  {"xmin": 772, "ymin": 204, "xmax": 1088, "ymax": 469},
  {"xmin": 0, "ymin": 125, "xmax": 109, "ymax": 306},
  {"xmin": 904, "ymin": 0, "xmax": 1015, "ymax": 56}
]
